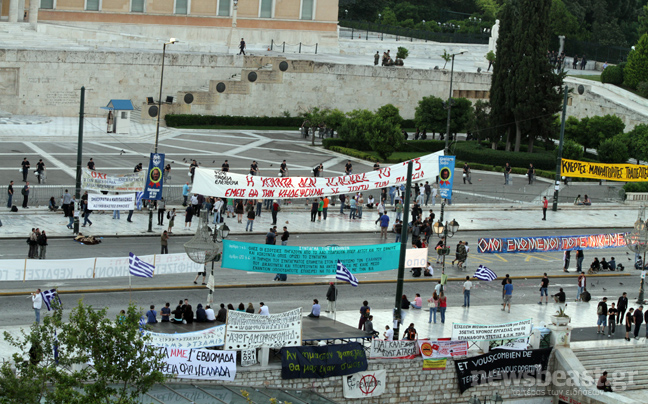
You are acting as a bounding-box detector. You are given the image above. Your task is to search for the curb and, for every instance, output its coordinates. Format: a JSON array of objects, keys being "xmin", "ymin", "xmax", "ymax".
[{"xmin": 0, "ymin": 272, "xmax": 631, "ymax": 297}]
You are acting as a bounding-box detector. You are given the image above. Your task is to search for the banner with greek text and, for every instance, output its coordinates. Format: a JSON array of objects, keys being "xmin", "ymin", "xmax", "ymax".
[
  {"xmin": 241, "ymin": 349, "xmax": 257, "ymax": 367},
  {"xmin": 160, "ymin": 347, "xmax": 236, "ymax": 381},
  {"xmin": 88, "ymin": 193, "xmax": 135, "ymax": 210},
  {"xmin": 423, "ymin": 359, "xmax": 447, "ymax": 370},
  {"xmin": 561, "ymin": 158, "xmax": 648, "ymax": 182},
  {"xmin": 405, "ymin": 248, "xmax": 428, "ymax": 268},
  {"xmin": 81, "ymin": 168, "xmax": 146, "ymax": 192},
  {"xmin": 418, "ymin": 340, "xmax": 468, "ymax": 359},
  {"xmin": 438, "ymin": 155, "xmax": 455, "ymax": 200},
  {"xmin": 143, "ymin": 325, "xmax": 226, "ymax": 348},
  {"xmin": 224, "ymin": 308, "xmax": 302, "ymax": 350},
  {"xmin": 454, "ymin": 348, "xmax": 552, "ymax": 393},
  {"xmin": 142, "ymin": 153, "xmax": 165, "ymax": 200},
  {"xmin": 190, "ymin": 152, "xmax": 442, "ymax": 199},
  {"xmin": 222, "ymin": 240, "xmax": 400, "ymax": 275},
  {"xmin": 281, "ymin": 342, "xmax": 368, "ymax": 379},
  {"xmin": 452, "ymin": 319, "xmax": 533, "ymax": 342},
  {"xmin": 369, "ymin": 340, "xmax": 419, "ymax": 359},
  {"xmin": 477, "ymin": 233, "xmax": 627, "ymax": 254},
  {"xmin": 343, "ymin": 369, "xmax": 386, "ymax": 398}
]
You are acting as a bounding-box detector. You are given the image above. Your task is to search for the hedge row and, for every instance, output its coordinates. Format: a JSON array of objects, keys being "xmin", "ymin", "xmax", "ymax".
[
  {"xmin": 623, "ymin": 182, "xmax": 648, "ymax": 192},
  {"xmin": 166, "ymin": 114, "xmax": 303, "ymax": 128},
  {"xmin": 329, "ymin": 146, "xmax": 380, "ymax": 162},
  {"xmin": 453, "ymin": 142, "xmax": 556, "ymax": 170}
]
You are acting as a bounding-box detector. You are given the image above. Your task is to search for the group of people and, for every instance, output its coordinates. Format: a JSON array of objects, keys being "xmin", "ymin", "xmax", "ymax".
[
  {"xmin": 26, "ymin": 228, "xmax": 48, "ymax": 259},
  {"xmin": 595, "ymin": 293, "xmax": 646, "ymax": 343},
  {"xmin": 574, "ymin": 194, "xmax": 592, "ymax": 206},
  {"xmin": 546, "ymin": 51, "xmax": 588, "ymax": 71},
  {"xmin": 373, "ymin": 50, "xmax": 401, "ymax": 67},
  {"xmin": 143, "ymin": 299, "xmax": 271, "ymax": 324}
]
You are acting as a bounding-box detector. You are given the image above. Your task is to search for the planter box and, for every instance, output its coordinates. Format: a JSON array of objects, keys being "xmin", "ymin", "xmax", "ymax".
[{"xmin": 551, "ymin": 315, "xmax": 571, "ymax": 326}]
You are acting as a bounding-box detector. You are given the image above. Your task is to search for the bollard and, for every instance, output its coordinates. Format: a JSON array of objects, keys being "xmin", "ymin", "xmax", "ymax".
[
  {"xmin": 315, "ymin": 43, "xmax": 318, "ymax": 54},
  {"xmin": 299, "ymin": 42, "xmax": 301, "ymax": 53},
  {"xmin": 282, "ymin": 42, "xmax": 285, "ymax": 52},
  {"xmin": 270, "ymin": 39, "xmax": 274, "ymax": 51},
  {"xmin": 351, "ymin": 28, "xmax": 354, "ymax": 39}
]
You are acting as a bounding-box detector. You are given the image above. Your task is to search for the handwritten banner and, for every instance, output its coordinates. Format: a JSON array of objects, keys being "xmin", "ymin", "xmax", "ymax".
[
  {"xmin": 281, "ymin": 343, "xmax": 368, "ymax": 379},
  {"xmin": 87, "ymin": 193, "xmax": 135, "ymax": 210},
  {"xmin": 343, "ymin": 370, "xmax": 386, "ymax": 398},
  {"xmin": 423, "ymin": 359, "xmax": 447, "ymax": 370},
  {"xmin": 452, "ymin": 319, "xmax": 533, "ymax": 342},
  {"xmin": 369, "ymin": 340, "xmax": 419, "ymax": 359},
  {"xmin": 224, "ymin": 308, "xmax": 302, "ymax": 350},
  {"xmin": 143, "ymin": 325, "xmax": 226, "ymax": 348},
  {"xmin": 561, "ymin": 158, "xmax": 648, "ymax": 182},
  {"xmin": 241, "ymin": 349, "xmax": 257, "ymax": 367},
  {"xmin": 81, "ymin": 168, "xmax": 145, "ymax": 192},
  {"xmin": 454, "ymin": 348, "xmax": 552, "ymax": 393},
  {"xmin": 160, "ymin": 347, "xmax": 236, "ymax": 381},
  {"xmin": 190, "ymin": 151, "xmax": 442, "ymax": 199},
  {"xmin": 222, "ymin": 241, "xmax": 400, "ymax": 275},
  {"xmin": 477, "ymin": 233, "xmax": 627, "ymax": 254},
  {"xmin": 418, "ymin": 340, "xmax": 468, "ymax": 359}
]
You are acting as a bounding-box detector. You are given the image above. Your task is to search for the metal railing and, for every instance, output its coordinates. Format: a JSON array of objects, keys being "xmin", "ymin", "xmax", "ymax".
[
  {"xmin": 270, "ymin": 40, "xmax": 318, "ymax": 54},
  {"xmin": 339, "ymin": 20, "xmax": 489, "ymax": 44}
]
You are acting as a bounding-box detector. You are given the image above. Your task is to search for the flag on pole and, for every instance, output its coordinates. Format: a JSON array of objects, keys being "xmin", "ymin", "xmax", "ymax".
[
  {"xmin": 41, "ymin": 288, "xmax": 61, "ymax": 311},
  {"xmin": 336, "ymin": 260, "xmax": 359, "ymax": 287},
  {"xmin": 474, "ymin": 265, "xmax": 497, "ymax": 281},
  {"xmin": 128, "ymin": 252, "xmax": 155, "ymax": 278}
]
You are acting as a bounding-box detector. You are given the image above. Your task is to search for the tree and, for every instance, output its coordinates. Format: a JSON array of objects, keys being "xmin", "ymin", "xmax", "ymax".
[
  {"xmin": 549, "ymin": 0, "xmax": 582, "ymax": 38},
  {"xmin": 0, "ymin": 301, "xmax": 166, "ymax": 404},
  {"xmin": 489, "ymin": 0, "xmax": 565, "ymax": 153},
  {"xmin": 302, "ymin": 107, "xmax": 326, "ymax": 146},
  {"xmin": 624, "ymin": 33, "xmax": 648, "ymax": 89},
  {"xmin": 584, "ymin": 114, "xmax": 625, "ymax": 149},
  {"xmin": 324, "ymin": 108, "xmax": 346, "ymax": 133},
  {"xmin": 597, "ymin": 136, "xmax": 629, "ymax": 163},
  {"xmin": 414, "ymin": 95, "xmax": 446, "ymax": 135},
  {"xmin": 468, "ymin": 100, "xmax": 499, "ymax": 148},
  {"xmin": 626, "ymin": 124, "xmax": 648, "ymax": 164},
  {"xmin": 376, "ymin": 103, "xmax": 404, "ymax": 127},
  {"xmin": 560, "ymin": 139, "xmax": 584, "ymax": 160},
  {"xmin": 367, "ymin": 115, "xmax": 404, "ymax": 160},
  {"xmin": 440, "ymin": 50, "xmax": 452, "ymax": 69},
  {"xmin": 338, "ymin": 109, "xmax": 374, "ymax": 150},
  {"xmin": 476, "ymin": 0, "xmax": 504, "ymax": 20},
  {"xmin": 448, "ymin": 98, "xmax": 473, "ymax": 137},
  {"xmin": 378, "ymin": 7, "xmax": 398, "ymax": 26}
]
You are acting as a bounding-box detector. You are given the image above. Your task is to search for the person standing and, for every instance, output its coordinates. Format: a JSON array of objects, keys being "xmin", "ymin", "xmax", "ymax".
[
  {"xmin": 325, "ymin": 282, "xmax": 337, "ymax": 313},
  {"xmin": 501, "ymin": 274, "xmax": 511, "ymax": 299},
  {"xmin": 271, "ymin": 200, "xmax": 279, "ymax": 226},
  {"xmin": 527, "ymin": 163, "xmax": 535, "ymax": 184},
  {"xmin": 31, "ymin": 289, "xmax": 42, "ymax": 324},
  {"xmin": 82, "ymin": 198, "xmax": 93, "ymax": 227},
  {"xmin": 576, "ymin": 249, "xmax": 584, "ymax": 273},
  {"xmin": 633, "ymin": 305, "xmax": 643, "ymax": 340},
  {"xmin": 542, "ymin": 196, "xmax": 548, "ymax": 220},
  {"xmin": 373, "ymin": 51, "xmax": 380, "ymax": 66},
  {"xmin": 36, "ymin": 159, "xmax": 45, "ymax": 184},
  {"xmin": 238, "ymin": 38, "xmax": 246, "ymax": 55},
  {"xmin": 28, "ymin": 228, "xmax": 38, "ymax": 258},
  {"xmin": 617, "ymin": 292, "xmax": 628, "ymax": 325},
  {"xmin": 596, "ymin": 297, "xmax": 608, "ymax": 334},
  {"xmin": 167, "ymin": 208, "xmax": 176, "ymax": 233},
  {"xmin": 221, "ymin": 160, "xmax": 230, "ymax": 172},
  {"xmin": 281, "ymin": 226, "xmax": 289, "ymax": 246},
  {"xmin": 358, "ymin": 300, "xmax": 370, "ymax": 330},
  {"xmin": 607, "ymin": 303, "xmax": 617, "ymax": 337},
  {"xmin": 349, "ymin": 196, "xmax": 357, "ymax": 220},
  {"xmin": 310, "ymin": 199, "xmax": 318, "ymax": 222},
  {"xmin": 538, "ymin": 273, "xmax": 549, "ymax": 304},
  {"xmin": 246, "ymin": 208, "xmax": 255, "ymax": 232},
  {"xmin": 213, "ymin": 198, "xmax": 224, "ymax": 224},
  {"xmin": 161, "ymin": 230, "xmax": 169, "ymax": 254},
  {"xmin": 438, "ymin": 292, "xmax": 447, "ymax": 323},
  {"xmin": 7, "ymin": 180, "xmax": 14, "ymax": 208},
  {"xmin": 576, "ymin": 272, "xmax": 586, "ymax": 301},
  {"xmin": 504, "ymin": 162, "xmax": 511, "ymax": 185},
  {"xmin": 322, "ymin": 196, "xmax": 329, "ymax": 220},
  {"xmin": 462, "ymin": 276, "xmax": 472, "ymax": 308},
  {"xmin": 625, "ymin": 308, "xmax": 635, "ymax": 341},
  {"xmin": 379, "ymin": 213, "xmax": 390, "ymax": 239},
  {"xmin": 22, "ymin": 182, "xmax": 30, "ymax": 208},
  {"xmin": 182, "ymin": 182, "xmax": 190, "ymax": 206},
  {"xmin": 563, "ymin": 250, "xmax": 571, "ymax": 272},
  {"xmin": 157, "ymin": 197, "xmax": 166, "ymax": 226},
  {"xmin": 21, "ymin": 157, "xmax": 30, "ymax": 182},
  {"xmin": 502, "ymin": 278, "xmax": 513, "ymax": 313},
  {"xmin": 462, "ymin": 163, "xmax": 472, "ymax": 184},
  {"xmin": 37, "ymin": 230, "xmax": 48, "ymax": 259},
  {"xmin": 339, "ymin": 194, "xmax": 346, "ymax": 214}
]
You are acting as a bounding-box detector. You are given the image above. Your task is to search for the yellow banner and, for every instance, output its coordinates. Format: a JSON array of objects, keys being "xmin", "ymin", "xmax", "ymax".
[
  {"xmin": 422, "ymin": 359, "xmax": 447, "ymax": 370},
  {"xmin": 561, "ymin": 158, "xmax": 648, "ymax": 182}
]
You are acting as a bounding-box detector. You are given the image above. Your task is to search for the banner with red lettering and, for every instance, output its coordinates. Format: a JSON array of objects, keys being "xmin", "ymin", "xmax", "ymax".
[
  {"xmin": 190, "ymin": 151, "xmax": 442, "ymax": 199},
  {"xmin": 477, "ymin": 233, "xmax": 627, "ymax": 254},
  {"xmin": 81, "ymin": 168, "xmax": 145, "ymax": 192}
]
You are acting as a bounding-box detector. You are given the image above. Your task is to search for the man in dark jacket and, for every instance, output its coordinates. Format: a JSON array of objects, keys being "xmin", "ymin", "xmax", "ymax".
[
  {"xmin": 617, "ymin": 292, "xmax": 628, "ymax": 324},
  {"xmin": 633, "ymin": 305, "xmax": 643, "ymax": 339},
  {"xmin": 326, "ymin": 282, "xmax": 337, "ymax": 313},
  {"xmin": 216, "ymin": 303, "xmax": 227, "ymax": 323}
]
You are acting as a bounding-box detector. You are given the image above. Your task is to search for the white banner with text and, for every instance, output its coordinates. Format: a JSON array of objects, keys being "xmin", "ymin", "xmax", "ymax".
[
  {"xmin": 343, "ymin": 369, "xmax": 387, "ymax": 399},
  {"xmin": 144, "ymin": 325, "xmax": 226, "ymax": 348},
  {"xmin": 88, "ymin": 193, "xmax": 135, "ymax": 210},
  {"xmin": 369, "ymin": 340, "xmax": 419, "ymax": 359},
  {"xmin": 160, "ymin": 347, "xmax": 236, "ymax": 381},
  {"xmin": 451, "ymin": 319, "xmax": 533, "ymax": 341},
  {"xmin": 81, "ymin": 168, "xmax": 146, "ymax": 192},
  {"xmin": 224, "ymin": 308, "xmax": 302, "ymax": 350}
]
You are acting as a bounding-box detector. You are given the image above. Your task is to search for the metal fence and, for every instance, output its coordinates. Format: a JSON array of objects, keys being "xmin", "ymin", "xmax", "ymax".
[
  {"xmin": 270, "ymin": 40, "xmax": 318, "ymax": 54},
  {"xmin": 556, "ymin": 38, "xmax": 631, "ymax": 65},
  {"xmin": 339, "ymin": 20, "xmax": 489, "ymax": 44}
]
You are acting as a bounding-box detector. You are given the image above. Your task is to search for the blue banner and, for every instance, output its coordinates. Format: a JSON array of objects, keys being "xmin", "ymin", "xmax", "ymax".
[
  {"xmin": 222, "ymin": 240, "xmax": 400, "ymax": 275},
  {"xmin": 477, "ymin": 233, "xmax": 628, "ymax": 254},
  {"xmin": 438, "ymin": 156, "xmax": 455, "ymax": 200},
  {"xmin": 282, "ymin": 343, "xmax": 368, "ymax": 379},
  {"xmin": 142, "ymin": 153, "xmax": 165, "ymax": 200}
]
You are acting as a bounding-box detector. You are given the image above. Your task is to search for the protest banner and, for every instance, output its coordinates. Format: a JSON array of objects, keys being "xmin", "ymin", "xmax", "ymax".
[
  {"xmin": 418, "ymin": 340, "xmax": 468, "ymax": 359},
  {"xmin": 143, "ymin": 325, "xmax": 226, "ymax": 348},
  {"xmin": 343, "ymin": 370, "xmax": 386, "ymax": 398},
  {"xmin": 241, "ymin": 349, "xmax": 257, "ymax": 367},
  {"xmin": 190, "ymin": 152, "xmax": 441, "ymax": 199},
  {"xmin": 454, "ymin": 348, "xmax": 552, "ymax": 393},
  {"xmin": 438, "ymin": 155, "xmax": 456, "ymax": 200},
  {"xmin": 369, "ymin": 340, "xmax": 419, "ymax": 359},
  {"xmin": 405, "ymin": 248, "xmax": 428, "ymax": 268},
  {"xmin": 222, "ymin": 241, "xmax": 399, "ymax": 275},
  {"xmin": 492, "ymin": 337, "xmax": 529, "ymax": 351},
  {"xmin": 88, "ymin": 193, "xmax": 135, "ymax": 210},
  {"xmin": 224, "ymin": 308, "xmax": 302, "ymax": 350},
  {"xmin": 451, "ymin": 319, "xmax": 533, "ymax": 341},
  {"xmin": 477, "ymin": 233, "xmax": 627, "ymax": 254},
  {"xmin": 159, "ymin": 347, "xmax": 236, "ymax": 381},
  {"xmin": 81, "ymin": 168, "xmax": 145, "ymax": 192},
  {"xmin": 281, "ymin": 342, "xmax": 368, "ymax": 379},
  {"xmin": 423, "ymin": 359, "xmax": 447, "ymax": 370},
  {"xmin": 142, "ymin": 153, "xmax": 165, "ymax": 200},
  {"xmin": 561, "ymin": 158, "xmax": 648, "ymax": 182}
]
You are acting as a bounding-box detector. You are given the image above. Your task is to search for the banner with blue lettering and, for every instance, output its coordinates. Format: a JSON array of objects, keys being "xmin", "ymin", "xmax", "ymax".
[
  {"xmin": 438, "ymin": 156, "xmax": 455, "ymax": 200},
  {"xmin": 282, "ymin": 343, "xmax": 368, "ymax": 379},
  {"xmin": 142, "ymin": 153, "xmax": 165, "ymax": 200},
  {"xmin": 477, "ymin": 233, "xmax": 628, "ymax": 254},
  {"xmin": 222, "ymin": 240, "xmax": 400, "ymax": 275}
]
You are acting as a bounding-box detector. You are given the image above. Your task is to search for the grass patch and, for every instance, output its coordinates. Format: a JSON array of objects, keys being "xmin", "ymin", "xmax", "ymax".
[
  {"xmin": 173, "ymin": 125, "xmax": 299, "ymax": 131},
  {"xmin": 568, "ymin": 74, "xmax": 601, "ymax": 82}
]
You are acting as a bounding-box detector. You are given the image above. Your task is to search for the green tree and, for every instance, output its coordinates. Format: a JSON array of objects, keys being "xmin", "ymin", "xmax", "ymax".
[
  {"xmin": 468, "ymin": 100, "xmax": 499, "ymax": 148},
  {"xmin": 375, "ymin": 103, "xmax": 404, "ymax": 127},
  {"xmin": 302, "ymin": 107, "xmax": 327, "ymax": 146},
  {"xmin": 560, "ymin": 139, "xmax": 584, "ymax": 160},
  {"xmin": 639, "ymin": 4, "xmax": 648, "ymax": 37},
  {"xmin": 447, "ymin": 98, "xmax": 473, "ymax": 137},
  {"xmin": 323, "ymin": 108, "xmax": 346, "ymax": 133},
  {"xmin": 626, "ymin": 124, "xmax": 648, "ymax": 164},
  {"xmin": 549, "ymin": 0, "xmax": 582, "ymax": 38},
  {"xmin": 367, "ymin": 115, "xmax": 404, "ymax": 160},
  {"xmin": 563, "ymin": 116, "xmax": 583, "ymax": 143},
  {"xmin": 338, "ymin": 109, "xmax": 374, "ymax": 150},
  {"xmin": 414, "ymin": 95, "xmax": 446, "ymax": 135},
  {"xmin": 440, "ymin": 49, "xmax": 452, "ymax": 69},
  {"xmin": 624, "ymin": 33, "xmax": 648, "ymax": 89},
  {"xmin": 378, "ymin": 7, "xmax": 398, "ymax": 26},
  {"xmin": 584, "ymin": 114, "xmax": 625, "ymax": 149},
  {"xmin": 597, "ymin": 136, "xmax": 629, "ymax": 163},
  {"xmin": 0, "ymin": 301, "xmax": 166, "ymax": 404},
  {"xmin": 476, "ymin": 0, "xmax": 504, "ymax": 20}
]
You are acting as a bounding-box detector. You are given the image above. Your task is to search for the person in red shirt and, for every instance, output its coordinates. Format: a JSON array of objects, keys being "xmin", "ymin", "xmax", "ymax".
[
  {"xmin": 542, "ymin": 196, "xmax": 548, "ymax": 220},
  {"xmin": 322, "ymin": 196, "xmax": 329, "ymax": 220}
]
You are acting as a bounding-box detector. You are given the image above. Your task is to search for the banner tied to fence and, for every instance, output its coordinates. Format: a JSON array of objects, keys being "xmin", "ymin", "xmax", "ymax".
[
  {"xmin": 477, "ymin": 232, "xmax": 627, "ymax": 254},
  {"xmin": 451, "ymin": 319, "xmax": 533, "ymax": 341},
  {"xmin": 224, "ymin": 308, "xmax": 302, "ymax": 350},
  {"xmin": 81, "ymin": 168, "xmax": 145, "ymax": 192},
  {"xmin": 143, "ymin": 325, "xmax": 226, "ymax": 348},
  {"xmin": 159, "ymin": 347, "xmax": 236, "ymax": 381},
  {"xmin": 561, "ymin": 158, "xmax": 648, "ymax": 182}
]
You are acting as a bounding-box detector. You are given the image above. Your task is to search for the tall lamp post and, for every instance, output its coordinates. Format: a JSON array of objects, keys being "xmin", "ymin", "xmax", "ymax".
[
  {"xmin": 444, "ymin": 51, "xmax": 465, "ymax": 155},
  {"xmin": 552, "ymin": 85, "xmax": 569, "ymax": 211},
  {"xmin": 148, "ymin": 38, "xmax": 177, "ymax": 233},
  {"xmin": 394, "ymin": 161, "xmax": 413, "ymax": 339},
  {"xmin": 378, "ymin": 13, "xmax": 383, "ymax": 41},
  {"xmin": 624, "ymin": 207, "xmax": 648, "ymax": 304},
  {"xmin": 432, "ymin": 201, "xmax": 460, "ymax": 276}
]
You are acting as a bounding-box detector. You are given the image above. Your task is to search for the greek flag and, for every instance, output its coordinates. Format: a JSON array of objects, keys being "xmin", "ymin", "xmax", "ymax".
[
  {"xmin": 128, "ymin": 252, "xmax": 155, "ymax": 278},
  {"xmin": 474, "ymin": 265, "xmax": 497, "ymax": 281},
  {"xmin": 136, "ymin": 192, "xmax": 144, "ymax": 210},
  {"xmin": 41, "ymin": 288, "xmax": 61, "ymax": 311},
  {"xmin": 336, "ymin": 260, "xmax": 358, "ymax": 287}
]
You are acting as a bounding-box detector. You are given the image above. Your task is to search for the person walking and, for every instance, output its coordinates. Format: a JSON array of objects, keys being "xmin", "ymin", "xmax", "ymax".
[
  {"xmin": 563, "ymin": 250, "xmax": 571, "ymax": 272},
  {"xmin": 576, "ymin": 249, "xmax": 584, "ymax": 273},
  {"xmin": 22, "ymin": 182, "xmax": 30, "ymax": 208},
  {"xmin": 31, "ymin": 288, "xmax": 42, "ymax": 324},
  {"xmin": 7, "ymin": 180, "xmax": 14, "ymax": 208},
  {"xmin": 182, "ymin": 182, "xmax": 190, "ymax": 206},
  {"xmin": 596, "ymin": 297, "xmax": 608, "ymax": 334},
  {"xmin": 502, "ymin": 278, "xmax": 513, "ymax": 313},
  {"xmin": 21, "ymin": 157, "xmax": 30, "ymax": 182},
  {"xmin": 527, "ymin": 163, "xmax": 535, "ymax": 184},
  {"xmin": 617, "ymin": 292, "xmax": 628, "ymax": 325},
  {"xmin": 358, "ymin": 300, "xmax": 370, "ymax": 330},
  {"xmin": 633, "ymin": 305, "xmax": 644, "ymax": 340},
  {"xmin": 538, "ymin": 273, "xmax": 549, "ymax": 304},
  {"xmin": 325, "ymin": 282, "xmax": 337, "ymax": 313},
  {"xmin": 625, "ymin": 308, "xmax": 635, "ymax": 341},
  {"xmin": 271, "ymin": 200, "xmax": 279, "ymax": 225},
  {"xmin": 542, "ymin": 196, "xmax": 548, "ymax": 220},
  {"xmin": 238, "ymin": 38, "xmax": 246, "ymax": 55},
  {"xmin": 36, "ymin": 159, "xmax": 45, "ymax": 184},
  {"xmin": 37, "ymin": 230, "xmax": 48, "ymax": 259},
  {"xmin": 379, "ymin": 213, "xmax": 390, "ymax": 239},
  {"xmin": 161, "ymin": 230, "xmax": 169, "ymax": 254},
  {"xmin": 576, "ymin": 272, "xmax": 586, "ymax": 301},
  {"xmin": 281, "ymin": 226, "xmax": 289, "ymax": 246},
  {"xmin": 462, "ymin": 163, "xmax": 472, "ymax": 184},
  {"xmin": 157, "ymin": 197, "xmax": 166, "ymax": 226},
  {"xmin": 462, "ymin": 276, "xmax": 472, "ymax": 307},
  {"xmin": 167, "ymin": 208, "xmax": 176, "ymax": 233},
  {"xmin": 82, "ymin": 199, "xmax": 93, "ymax": 227},
  {"xmin": 501, "ymin": 274, "xmax": 511, "ymax": 299},
  {"xmin": 246, "ymin": 208, "xmax": 255, "ymax": 232}
]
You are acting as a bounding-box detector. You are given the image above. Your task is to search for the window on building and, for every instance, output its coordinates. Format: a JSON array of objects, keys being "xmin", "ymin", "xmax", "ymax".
[
  {"xmin": 175, "ymin": 0, "xmax": 188, "ymax": 14},
  {"xmin": 86, "ymin": 0, "xmax": 100, "ymax": 11},
  {"xmin": 218, "ymin": 0, "xmax": 230, "ymax": 16},
  {"xmin": 259, "ymin": 0, "xmax": 272, "ymax": 18},
  {"xmin": 131, "ymin": 0, "xmax": 144, "ymax": 12},
  {"xmin": 301, "ymin": 0, "xmax": 314, "ymax": 20},
  {"xmin": 40, "ymin": 0, "xmax": 54, "ymax": 9}
]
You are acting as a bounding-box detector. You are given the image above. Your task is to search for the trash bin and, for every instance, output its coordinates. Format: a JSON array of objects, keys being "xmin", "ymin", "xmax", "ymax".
[{"xmin": 534, "ymin": 326, "xmax": 551, "ymax": 348}]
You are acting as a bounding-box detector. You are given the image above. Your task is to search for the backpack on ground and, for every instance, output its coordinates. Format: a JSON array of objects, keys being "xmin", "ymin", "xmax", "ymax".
[
  {"xmin": 11, "ymin": 206, "xmax": 18, "ymax": 212},
  {"xmin": 581, "ymin": 290, "xmax": 591, "ymax": 302}
]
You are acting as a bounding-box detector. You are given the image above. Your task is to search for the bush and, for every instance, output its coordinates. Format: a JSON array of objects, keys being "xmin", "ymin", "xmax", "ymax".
[
  {"xmin": 597, "ymin": 137, "xmax": 629, "ymax": 163},
  {"xmin": 453, "ymin": 141, "xmax": 557, "ymax": 170},
  {"xmin": 624, "ymin": 182, "xmax": 648, "ymax": 193},
  {"xmin": 322, "ymin": 138, "xmax": 348, "ymax": 149},
  {"xmin": 400, "ymin": 140, "xmax": 446, "ymax": 152},
  {"xmin": 624, "ymin": 33, "xmax": 648, "ymax": 89},
  {"xmin": 165, "ymin": 114, "xmax": 303, "ymax": 128},
  {"xmin": 560, "ymin": 139, "xmax": 584, "ymax": 160},
  {"xmin": 329, "ymin": 146, "xmax": 380, "ymax": 162},
  {"xmin": 638, "ymin": 81, "xmax": 648, "ymax": 98},
  {"xmin": 402, "ymin": 119, "xmax": 416, "ymax": 128},
  {"xmin": 397, "ymin": 46, "xmax": 409, "ymax": 60},
  {"xmin": 601, "ymin": 65, "xmax": 624, "ymax": 85}
]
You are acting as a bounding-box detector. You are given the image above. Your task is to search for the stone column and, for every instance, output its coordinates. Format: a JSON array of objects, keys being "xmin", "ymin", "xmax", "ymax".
[
  {"xmin": 8, "ymin": 0, "xmax": 18, "ymax": 23},
  {"xmin": 17, "ymin": 0, "xmax": 25, "ymax": 21},
  {"xmin": 29, "ymin": 0, "xmax": 38, "ymax": 30},
  {"xmin": 558, "ymin": 36, "xmax": 566, "ymax": 55}
]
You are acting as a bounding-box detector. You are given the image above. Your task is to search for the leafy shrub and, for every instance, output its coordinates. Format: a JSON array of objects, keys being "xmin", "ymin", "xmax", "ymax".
[
  {"xmin": 560, "ymin": 139, "xmax": 584, "ymax": 160},
  {"xmin": 601, "ymin": 65, "xmax": 624, "ymax": 85},
  {"xmin": 624, "ymin": 33, "xmax": 648, "ymax": 89},
  {"xmin": 400, "ymin": 140, "xmax": 446, "ymax": 152},
  {"xmin": 165, "ymin": 114, "xmax": 303, "ymax": 127},
  {"xmin": 329, "ymin": 146, "xmax": 380, "ymax": 162},
  {"xmin": 397, "ymin": 46, "xmax": 409, "ymax": 60},
  {"xmin": 624, "ymin": 182, "xmax": 648, "ymax": 192},
  {"xmin": 453, "ymin": 142, "xmax": 556, "ymax": 170},
  {"xmin": 597, "ymin": 137, "xmax": 629, "ymax": 163},
  {"xmin": 638, "ymin": 81, "xmax": 648, "ymax": 98},
  {"xmin": 322, "ymin": 138, "xmax": 348, "ymax": 149}
]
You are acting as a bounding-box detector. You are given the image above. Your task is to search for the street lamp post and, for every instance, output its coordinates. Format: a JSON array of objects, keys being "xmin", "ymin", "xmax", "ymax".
[
  {"xmin": 394, "ymin": 161, "xmax": 413, "ymax": 339},
  {"xmin": 378, "ymin": 13, "xmax": 383, "ymax": 41},
  {"xmin": 624, "ymin": 207, "xmax": 648, "ymax": 304},
  {"xmin": 552, "ymin": 85, "xmax": 569, "ymax": 211},
  {"xmin": 432, "ymin": 201, "xmax": 460, "ymax": 276},
  {"xmin": 149, "ymin": 38, "xmax": 177, "ymax": 233},
  {"xmin": 444, "ymin": 51, "xmax": 465, "ymax": 155}
]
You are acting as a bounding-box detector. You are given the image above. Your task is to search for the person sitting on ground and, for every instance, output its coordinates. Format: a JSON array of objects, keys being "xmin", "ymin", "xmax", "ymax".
[
  {"xmin": 171, "ymin": 305, "xmax": 184, "ymax": 323},
  {"xmin": 601, "ymin": 258, "xmax": 609, "ymax": 270},
  {"xmin": 588, "ymin": 257, "xmax": 601, "ymax": 274},
  {"xmin": 383, "ymin": 325, "xmax": 394, "ymax": 341},
  {"xmin": 582, "ymin": 195, "xmax": 592, "ymax": 205},
  {"xmin": 552, "ymin": 288, "xmax": 566, "ymax": 303},
  {"xmin": 364, "ymin": 315, "xmax": 379, "ymax": 338},
  {"xmin": 205, "ymin": 305, "xmax": 216, "ymax": 322},
  {"xmin": 145, "ymin": 305, "xmax": 157, "ymax": 324},
  {"xmin": 424, "ymin": 262, "xmax": 434, "ymax": 277},
  {"xmin": 308, "ymin": 299, "xmax": 321, "ymax": 318},
  {"xmin": 183, "ymin": 302, "xmax": 194, "ymax": 324},
  {"xmin": 195, "ymin": 303, "xmax": 207, "ymax": 322},
  {"xmin": 227, "ymin": 303, "xmax": 235, "ymax": 311},
  {"xmin": 609, "ymin": 257, "xmax": 616, "ymax": 271},
  {"xmin": 160, "ymin": 302, "xmax": 171, "ymax": 322},
  {"xmin": 410, "ymin": 293, "xmax": 423, "ymax": 309},
  {"xmin": 216, "ymin": 303, "xmax": 227, "ymax": 322},
  {"xmin": 237, "ymin": 303, "xmax": 246, "ymax": 312},
  {"xmin": 48, "ymin": 197, "xmax": 58, "ymax": 211},
  {"xmin": 574, "ymin": 194, "xmax": 582, "ymax": 205},
  {"xmin": 367, "ymin": 195, "xmax": 375, "ymax": 209},
  {"xmin": 246, "ymin": 302, "xmax": 255, "ymax": 313},
  {"xmin": 402, "ymin": 323, "xmax": 418, "ymax": 341},
  {"xmin": 597, "ymin": 371, "xmax": 613, "ymax": 392}
]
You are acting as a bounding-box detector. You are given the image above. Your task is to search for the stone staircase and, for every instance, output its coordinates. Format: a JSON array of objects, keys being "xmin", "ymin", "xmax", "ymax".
[{"xmin": 572, "ymin": 345, "xmax": 648, "ymax": 392}]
